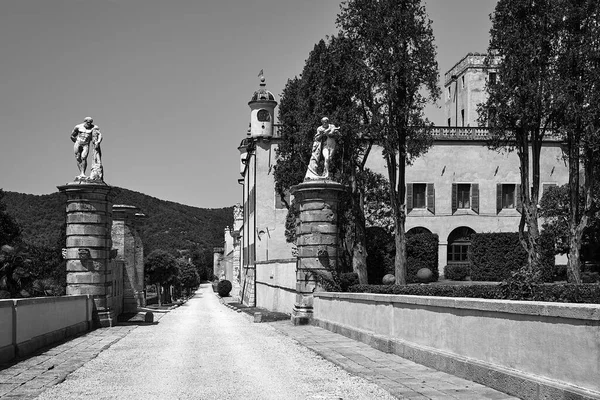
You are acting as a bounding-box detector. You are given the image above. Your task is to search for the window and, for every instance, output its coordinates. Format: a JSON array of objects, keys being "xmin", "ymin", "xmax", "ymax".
[
  {"xmin": 452, "ymin": 183, "xmax": 479, "ymax": 214},
  {"xmin": 457, "ymin": 184, "xmax": 471, "ymax": 208},
  {"xmin": 497, "ymin": 184, "xmax": 521, "ymax": 213},
  {"xmin": 461, "ymin": 75, "xmax": 465, "ymax": 89},
  {"xmin": 489, "ymin": 72, "xmax": 497, "ymax": 85},
  {"xmin": 461, "ymin": 109, "xmax": 465, "ymax": 126},
  {"xmin": 447, "ymin": 118, "xmax": 451, "ymax": 127},
  {"xmin": 413, "ymin": 184, "xmax": 426, "ymax": 208},
  {"xmin": 447, "ymin": 227, "xmax": 475, "ymax": 264},
  {"xmin": 447, "ymin": 87, "xmax": 451, "ymax": 100},
  {"xmin": 407, "ymin": 183, "xmax": 435, "ymax": 214},
  {"xmin": 502, "ymin": 184, "xmax": 515, "ymax": 208}
]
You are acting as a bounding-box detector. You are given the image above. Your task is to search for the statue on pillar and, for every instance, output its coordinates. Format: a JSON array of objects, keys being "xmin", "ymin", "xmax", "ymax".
[
  {"xmin": 70, "ymin": 117, "xmax": 104, "ymax": 182},
  {"xmin": 304, "ymin": 117, "xmax": 340, "ymax": 181}
]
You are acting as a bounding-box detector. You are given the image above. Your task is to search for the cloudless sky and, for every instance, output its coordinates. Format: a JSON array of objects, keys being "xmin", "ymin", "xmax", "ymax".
[{"xmin": 0, "ymin": 0, "xmax": 497, "ymax": 209}]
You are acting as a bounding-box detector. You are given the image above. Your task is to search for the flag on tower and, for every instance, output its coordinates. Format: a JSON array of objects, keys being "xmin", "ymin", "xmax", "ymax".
[{"xmin": 258, "ymin": 69, "xmax": 264, "ymax": 78}]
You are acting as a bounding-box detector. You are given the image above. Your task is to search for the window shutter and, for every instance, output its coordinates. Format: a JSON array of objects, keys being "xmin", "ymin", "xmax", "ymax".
[
  {"xmin": 406, "ymin": 183, "xmax": 413, "ymax": 213},
  {"xmin": 516, "ymin": 184, "xmax": 522, "ymax": 213},
  {"xmin": 427, "ymin": 183, "xmax": 435, "ymax": 214},
  {"xmin": 496, "ymin": 184, "xmax": 502, "ymax": 214},
  {"xmin": 471, "ymin": 183, "xmax": 479, "ymax": 214},
  {"xmin": 451, "ymin": 183, "xmax": 457, "ymax": 214}
]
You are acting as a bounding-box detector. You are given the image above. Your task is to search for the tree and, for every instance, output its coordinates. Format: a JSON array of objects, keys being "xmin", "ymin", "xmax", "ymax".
[
  {"xmin": 145, "ymin": 249, "xmax": 178, "ymax": 306},
  {"xmin": 0, "ymin": 189, "xmax": 20, "ymax": 247},
  {"xmin": 478, "ymin": 0, "xmax": 560, "ymax": 278},
  {"xmin": 337, "ymin": 0, "xmax": 440, "ymax": 284},
  {"xmin": 274, "ymin": 36, "xmax": 373, "ymax": 283},
  {"xmin": 552, "ymin": 0, "xmax": 600, "ymax": 283},
  {"xmin": 177, "ymin": 259, "xmax": 200, "ymax": 296}
]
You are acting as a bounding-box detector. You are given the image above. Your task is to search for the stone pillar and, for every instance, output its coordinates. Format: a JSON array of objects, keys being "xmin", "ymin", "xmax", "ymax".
[
  {"xmin": 58, "ymin": 182, "xmax": 116, "ymax": 327},
  {"xmin": 290, "ymin": 180, "xmax": 346, "ymax": 325},
  {"xmin": 111, "ymin": 205, "xmax": 146, "ymax": 313}
]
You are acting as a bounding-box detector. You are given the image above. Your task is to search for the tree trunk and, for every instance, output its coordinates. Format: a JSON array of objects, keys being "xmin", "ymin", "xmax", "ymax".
[
  {"xmin": 156, "ymin": 283, "xmax": 162, "ymax": 306},
  {"xmin": 351, "ymin": 174, "xmax": 368, "ymax": 284},
  {"xmin": 567, "ymin": 229, "xmax": 583, "ymax": 283},
  {"xmin": 394, "ymin": 212, "xmax": 407, "ymax": 285}
]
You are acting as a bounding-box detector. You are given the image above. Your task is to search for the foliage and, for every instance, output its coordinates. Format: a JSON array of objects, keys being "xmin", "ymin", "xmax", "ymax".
[
  {"xmin": 363, "ymin": 170, "xmax": 393, "ymax": 233},
  {"xmin": 177, "ymin": 259, "xmax": 200, "ymax": 293},
  {"xmin": 0, "ymin": 189, "xmax": 21, "ymax": 247},
  {"xmin": 406, "ymin": 233, "xmax": 438, "ymax": 283},
  {"xmin": 0, "ymin": 245, "xmax": 33, "ymax": 298},
  {"xmin": 145, "ymin": 250, "xmax": 178, "ymax": 287},
  {"xmin": 217, "ymin": 279, "xmax": 232, "ymax": 297},
  {"xmin": 444, "ymin": 264, "xmax": 469, "ymax": 281},
  {"xmin": 339, "ymin": 272, "xmax": 359, "ymax": 292},
  {"xmin": 469, "ymin": 233, "xmax": 554, "ymax": 282},
  {"xmin": 189, "ymin": 247, "xmax": 214, "ymax": 281},
  {"xmin": 2, "ymin": 188, "xmax": 232, "ymax": 257},
  {"xmin": 349, "ymin": 283, "xmax": 600, "ymax": 304},
  {"xmin": 337, "ymin": 0, "xmax": 440, "ymax": 284},
  {"xmin": 365, "ymin": 227, "xmax": 394, "ymax": 284},
  {"xmin": 540, "ymin": 184, "xmax": 600, "ymax": 263},
  {"xmin": 365, "ymin": 228, "xmax": 438, "ymax": 284},
  {"xmin": 284, "ymin": 200, "xmax": 300, "ymax": 244}
]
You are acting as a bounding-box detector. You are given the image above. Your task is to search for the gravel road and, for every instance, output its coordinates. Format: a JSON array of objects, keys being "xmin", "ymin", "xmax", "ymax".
[{"xmin": 36, "ymin": 284, "xmax": 395, "ymax": 400}]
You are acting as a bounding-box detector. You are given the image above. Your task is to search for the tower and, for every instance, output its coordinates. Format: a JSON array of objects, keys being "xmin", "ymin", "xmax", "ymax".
[{"xmin": 248, "ymin": 74, "xmax": 277, "ymax": 138}]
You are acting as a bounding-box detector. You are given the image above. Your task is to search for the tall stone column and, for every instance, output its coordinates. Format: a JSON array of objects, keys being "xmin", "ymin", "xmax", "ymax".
[
  {"xmin": 111, "ymin": 205, "xmax": 146, "ymax": 313},
  {"xmin": 58, "ymin": 182, "xmax": 116, "ymax": 327},
  {"xmin": 290, "ymin": 180, "xmax": 346, "ymax": 325}
]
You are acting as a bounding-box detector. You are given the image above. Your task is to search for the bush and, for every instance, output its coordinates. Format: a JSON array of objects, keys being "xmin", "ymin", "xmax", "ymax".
[
  {"xmin": 469, "ymin": 232, "xmax": 555, "ymax": 281},
  {"xmin": 366, "ymin": 228, "xmax": 439, "ymax": 284},
  {"xmin": 349, "ymin": 283, "xmax": 600, "ymax": 304},
  {"xmin": 339, "ymin": 272, "xmax": 359, "ymax": 291},
  {"xmin": 444, "ymin": 264, "xmax": 469, "ymax": 281},
  {"xmin": 406, "ymin": 233, "xmax": 439, "ymax": 283},
  {"xmin": 554, "ymin": 265, "xmax": 568, "ymax": 281},
  {"xmin": 217, "ymin": 280, "xmax": 232, "ymax": 297}
]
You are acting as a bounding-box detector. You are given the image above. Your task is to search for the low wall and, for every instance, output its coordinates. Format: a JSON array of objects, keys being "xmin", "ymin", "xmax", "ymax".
[
  {"xmin": 255, "ymin": 259, "xmax": 296, "ymax": 314},
  {"xmin": 0, "ymin": 295, "xmax": 93, "ymax": 363},
  {"xmin": 314, "ymin": 292, "xmax": 600, "ymax": 400}
]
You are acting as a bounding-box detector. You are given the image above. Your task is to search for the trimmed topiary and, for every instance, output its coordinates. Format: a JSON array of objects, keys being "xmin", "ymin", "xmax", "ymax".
[
  {"xmin": 416, "ymin": 268, "xmax": 433, "ymax": 283},
  {"xmin": 382, "ymin": 274, "xmax": 396, "ymax": 285},
  {"xmin": 444, "ymin": 264, "xmax": 470, "ymax": 281},
  {"xmin": 217, "ymin": 279, "xmax": 232, "ymax": 297}
]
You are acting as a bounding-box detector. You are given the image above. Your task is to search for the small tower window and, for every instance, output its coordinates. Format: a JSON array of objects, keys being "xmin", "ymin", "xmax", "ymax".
[
  {"xmin": 489, "ymin": 72, "xmax": 497, "ymax": 85},
  {"xmin": 257, "ymin": 109, "xmax": 270, "ymax": 122}
]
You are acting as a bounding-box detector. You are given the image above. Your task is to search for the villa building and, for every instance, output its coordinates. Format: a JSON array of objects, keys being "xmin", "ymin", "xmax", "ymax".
[{"xmin": 231, "ymin": 54, "xmax": 569, "ymax": 313}]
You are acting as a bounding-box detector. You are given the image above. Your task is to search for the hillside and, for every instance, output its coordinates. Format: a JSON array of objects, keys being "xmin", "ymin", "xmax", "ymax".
[{"xmin": 3, "ymin": 188, "xmax": 233, "ymax": 255}]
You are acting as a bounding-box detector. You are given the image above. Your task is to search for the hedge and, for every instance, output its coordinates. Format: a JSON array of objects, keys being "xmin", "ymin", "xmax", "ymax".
[
  {"xmin": 348, "ymin": 283, "xmax": 600, "ymax": 304},
  {"xmin": 469, "ymin": 232, "xmax": 555, "ymax": 281},
  {"xmin": 366, "ymin": 229, "xmax": 439, "ymax": 284}
]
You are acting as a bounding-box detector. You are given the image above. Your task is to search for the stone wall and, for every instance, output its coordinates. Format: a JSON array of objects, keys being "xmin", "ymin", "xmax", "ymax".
[
  {"xmin": 313, "ymin": 292, "xmax": 600, "ymax": 400},
  {"xmin": 0, "ymin": 295, "xmax": 93, "ymax": 363}
]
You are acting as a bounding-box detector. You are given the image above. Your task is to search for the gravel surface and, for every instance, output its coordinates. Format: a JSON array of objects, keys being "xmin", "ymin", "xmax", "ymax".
[{"xmin": 36, "ymin": 284, "xmax": 396, "ymax": 400}]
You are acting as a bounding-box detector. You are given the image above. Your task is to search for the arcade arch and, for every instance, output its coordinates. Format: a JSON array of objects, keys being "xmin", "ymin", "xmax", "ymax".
[{"xmin": 447, "ymin": 226, "xmax": 475, "ymax": 264}]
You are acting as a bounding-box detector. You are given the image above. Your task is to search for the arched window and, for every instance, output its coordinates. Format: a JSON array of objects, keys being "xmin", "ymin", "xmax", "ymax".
[
  {"xmin": 447, "ymin": 227, "xmax": 475, "ymax": 264},
  {"xmin": 406, "ymin": 227, "xmax": 432, "ymax": 237}
]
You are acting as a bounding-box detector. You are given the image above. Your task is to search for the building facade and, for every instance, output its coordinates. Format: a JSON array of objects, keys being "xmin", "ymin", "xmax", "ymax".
[{"xmin": 236, "ymin": 56, "xmax": 568, "ymax": 312}]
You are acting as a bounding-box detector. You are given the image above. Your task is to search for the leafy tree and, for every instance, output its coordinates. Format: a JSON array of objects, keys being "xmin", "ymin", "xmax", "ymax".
[
  {"xmin": 145, "ymin": 249, "xmax": 178, "ymax": 306},
  {"xmin": 177, "ymin": 259, "xmax": 200, "ymax": 296},
  {"xmin": 478, "ymin": 0, "xmax": 560, "ymax": 279},
  {"xmin": 0, "ymin": 189, "xmax": 20, "ymax": 247},
  {"xmin": 0, "ymin": 244, "xmax": 33, "ymax": 298},
  {"xmin": 337, "ymin": 0, "xmax": 440, "ymax": 284},
  {"xmin": 552, "ymin": 0, "xmax": 600, "ymax": 283},
  {"xmin": 274, "ymin": 36, "xmax": 373, "ymax": 283}
]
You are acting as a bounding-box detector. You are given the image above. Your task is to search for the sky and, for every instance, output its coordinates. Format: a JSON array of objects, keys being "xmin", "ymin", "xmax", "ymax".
[{"xmin": 0, "ymin": 0, "xmax": 497, "ymax": 209}]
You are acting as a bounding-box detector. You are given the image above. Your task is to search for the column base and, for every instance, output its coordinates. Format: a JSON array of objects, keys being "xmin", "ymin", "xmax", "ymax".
[
  {"xmin": 95, "ymin": 310, "xmax": 118, "ymax": 328},
  {"xmin": 291, "ymin": 305, "xmax": 313, "ymax": 325}
]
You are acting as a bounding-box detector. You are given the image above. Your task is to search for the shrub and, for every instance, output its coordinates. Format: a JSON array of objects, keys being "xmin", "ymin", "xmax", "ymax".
[
  {"xmin": 339, "ymin": 272, "xmax": 359, "ymax": 291},
  {"xmin": 366, "ymin": 229, "xmax": 439, "ymax": 284},
  {"xmin": 217, "ymin": 280, "xmax": 232, "ymax": 297},
  {"xmin": 444, "ymin": 264, "xmax": 469, "ymax": 281},
  {"xmin": 469, "ymin": 232, "xmax": 555, "ymax": 281},
  {"xmin": 348, "ymin": 283, "xmax": 600, "ymax": 304},
  {"xmin": 554, "ymin": 265, "xmax": 568, "ymax": 281},
  {"xmin": 406, "ymin": 233, "xmax": 439, "ymax": 283}
]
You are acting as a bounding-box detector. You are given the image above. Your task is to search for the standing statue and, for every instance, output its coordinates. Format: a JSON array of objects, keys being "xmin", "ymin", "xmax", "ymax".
[
  {"xmin": 304, "ymin": 117, "xmax": 340, "ymax": 180},
  {"xmin": 70, "ymin": 117, "xmax": 103, "ymax": 181}
]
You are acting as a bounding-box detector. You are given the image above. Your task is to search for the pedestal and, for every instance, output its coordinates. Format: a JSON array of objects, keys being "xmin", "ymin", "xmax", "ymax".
[
  {"xmin": 58, "ymin": 182, "xmax": 117, "ymax": 327},
  {"xmin": 112, "ymin": 205, "xmax": 146, "ymax": 313},
  {"xmin": 290, "ymin": 180, "xmax": 346, "ymax": 325}
]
